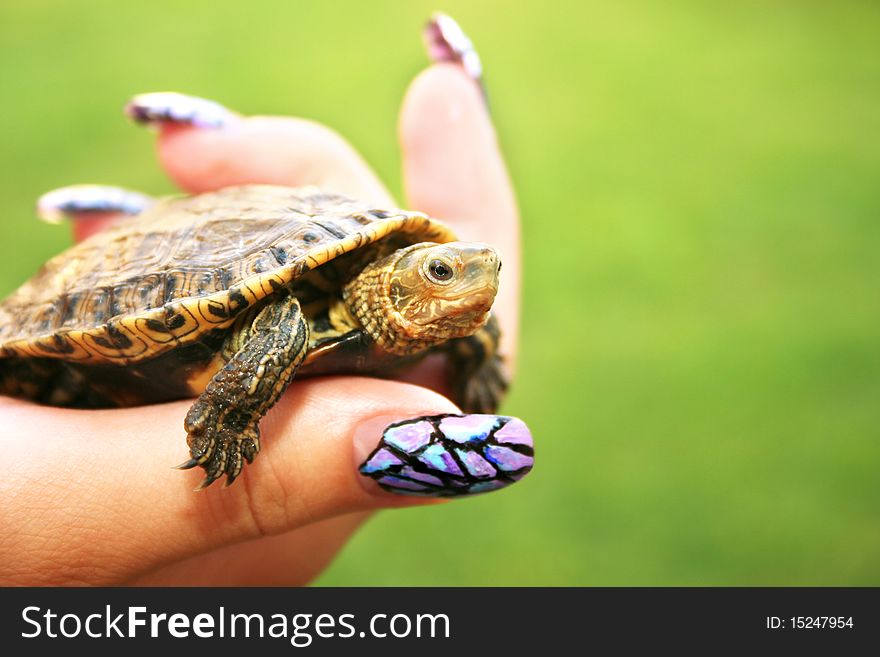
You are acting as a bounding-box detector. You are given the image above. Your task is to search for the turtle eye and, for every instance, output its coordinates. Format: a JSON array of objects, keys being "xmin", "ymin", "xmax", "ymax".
[{"xmin": 427, "ymin": 259, "xmax": 454, "ymax": 283}]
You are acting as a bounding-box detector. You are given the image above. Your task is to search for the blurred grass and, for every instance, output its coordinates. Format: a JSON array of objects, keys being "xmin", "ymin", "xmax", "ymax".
[{"xmin": 1, "ymin": 0, "xmax": 878, "ymax": 585}]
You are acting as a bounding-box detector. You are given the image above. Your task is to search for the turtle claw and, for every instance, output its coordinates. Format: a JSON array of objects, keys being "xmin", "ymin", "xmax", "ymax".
[
  {"xmin": 181, "ymin": 414, "xmax": 258, "ymax": 490},
  {"xmin": 194, "ymin": 476, "xmax": 218, "ymax": 492}
]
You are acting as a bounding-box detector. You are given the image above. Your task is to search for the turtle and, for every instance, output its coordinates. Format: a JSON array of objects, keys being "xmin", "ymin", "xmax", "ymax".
[{"xmin": 0, "ymin": 184, "xmax": 507, "ymax": 488}]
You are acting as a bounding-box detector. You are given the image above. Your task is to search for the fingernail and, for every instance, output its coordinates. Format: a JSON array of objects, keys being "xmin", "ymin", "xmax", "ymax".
[
  {"xmin": 124, "ymin": 92, "xmax": 236, "ymax": 129},
  {"xmin": 423, "ymin": 13, "xmax": 486, "ymax": 98},
  {"xmin": 36, "ymin": 184, "xmax": 155, "ymax": 224},
  {"xmin": 359, "ymin": 414, "xmax": 533, "ymax": 496}
]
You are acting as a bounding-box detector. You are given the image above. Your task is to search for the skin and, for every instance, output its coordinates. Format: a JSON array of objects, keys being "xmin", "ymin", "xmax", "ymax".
[{"xmin": 0, "ymin": 63, "xmax": 520, "ymax": 585}]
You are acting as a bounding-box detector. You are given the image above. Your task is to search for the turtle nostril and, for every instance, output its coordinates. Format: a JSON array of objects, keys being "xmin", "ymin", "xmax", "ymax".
[{"xmin": 497, "ymin": 262, "xmax": 502, "ymax": 274}]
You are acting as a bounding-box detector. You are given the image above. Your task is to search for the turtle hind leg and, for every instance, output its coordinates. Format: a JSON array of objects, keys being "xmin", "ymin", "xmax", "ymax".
[
  {"xmin": 182, "ymin": 290, "xmax": 309, "ymax": 489},
  {"xmin": 446, "ymin": 313, "xmax": 509, "ymax": 414},
  {"xmin": 36, "ymin": 184, "xmax": 154, "ymax": 224}
]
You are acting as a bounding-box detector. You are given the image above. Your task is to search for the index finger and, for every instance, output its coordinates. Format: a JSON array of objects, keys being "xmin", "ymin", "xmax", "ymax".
[{"xmin": 125, "ymin": 92, "xmax": 394, "ymax": 207}]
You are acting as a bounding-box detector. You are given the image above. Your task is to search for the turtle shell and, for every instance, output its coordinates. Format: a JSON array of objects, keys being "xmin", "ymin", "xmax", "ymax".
[{"xmin": 0, "ymin": 185, "xmax": 457, "ymax": 365}]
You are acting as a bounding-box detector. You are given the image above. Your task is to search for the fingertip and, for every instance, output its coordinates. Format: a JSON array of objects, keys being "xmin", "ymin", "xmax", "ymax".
[
  {"xmin": 355, "ymin": 410, "xmax": 535, "ymax": 500},
  {"xmin": 70, "ymin": 213, "xmax": 127, "ymax": 242},
  {"xmin": 154, "ymin": 122, "xmax": 244, "ymax": 193},
  {"xmin": 36, "ymin": 184, "xmax": 154, "ymax": 242},
  {"xmin": 399, "ymin": 62, "xmax": 492, "ymax": 158}
]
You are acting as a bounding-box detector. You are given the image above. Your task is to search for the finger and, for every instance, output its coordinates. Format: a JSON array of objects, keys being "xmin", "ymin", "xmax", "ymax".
[
  {"xmin": 399, "ymin": 61, "xmax": 520, "ymax": 366},
  {"xmin": 0, "ymin": 379, "xmax": 532, "ymax": 585},
  {"xmin": 125, "ymin": 92, "xmax": 394, "ymax": 206},
  {"xmin": 36, "ymin": 184, "xmax": 155, "ymax": 243},
  {"xmin": 130, "ymin": 512, "xmax": 370, "ymax": 586}
]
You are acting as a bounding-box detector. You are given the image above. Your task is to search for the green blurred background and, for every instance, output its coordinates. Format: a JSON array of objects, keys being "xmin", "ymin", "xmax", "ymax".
[{"xmin": 1, "ymin": 0, "xmax": 878, "ymax": 585}]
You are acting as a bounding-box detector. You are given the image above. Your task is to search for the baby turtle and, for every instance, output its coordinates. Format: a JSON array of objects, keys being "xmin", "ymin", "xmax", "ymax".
[{"xmin": 0, "ymin": 184, "xmax": 506, "ymax": 487}]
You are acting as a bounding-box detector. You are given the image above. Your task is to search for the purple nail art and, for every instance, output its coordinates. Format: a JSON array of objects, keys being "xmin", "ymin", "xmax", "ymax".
[
  {"xmin": 124, "ymin": 92, "xmax": 235, "ymax": 129},
  {"xmin": 423, "ymin": 13, "xmax": 485, "ymax": 97},
  {"xmin": 36, "ymin": 185, "xmax": 155, "ymax": 224},
  {"xmin": 360, "ymin": 414, "xmax": 533, "ymax": 497}
]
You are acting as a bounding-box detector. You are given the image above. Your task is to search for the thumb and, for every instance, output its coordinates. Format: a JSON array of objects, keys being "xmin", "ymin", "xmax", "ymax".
[{"xmin": 0, "ymin": 377, "xmax": 532, "ymax": 585}]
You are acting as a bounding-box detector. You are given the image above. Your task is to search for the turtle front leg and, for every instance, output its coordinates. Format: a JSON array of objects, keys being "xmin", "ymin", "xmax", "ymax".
[
  {"xmin": 179, "ymin": 290, "xmax": 309, "ymax": 489},
  {"xmin": 446, "ymin": 314, "xmax": 509, "ymax": 414}
]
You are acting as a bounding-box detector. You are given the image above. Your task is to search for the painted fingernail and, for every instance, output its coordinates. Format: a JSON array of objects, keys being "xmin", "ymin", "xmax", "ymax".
[
  {"xmin": 124, "ymin": 92, "xmax": 236, "ymax": 129},
  {"xmin": 423, "ymin": 13, "xmax": 486, "ymax": 97},
  {"xmin": 359, "ymin": 414, "xmax": 533, "ymax": 496},
  {"xmin": 36, "ymin": 184, "xmax": 155, "ymax": 224}
]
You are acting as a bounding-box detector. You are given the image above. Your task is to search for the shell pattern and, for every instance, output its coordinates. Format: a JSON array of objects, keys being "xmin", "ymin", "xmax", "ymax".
[{"xmin": 0, "ymin": 185, "xmax": 457, "ymax": 365}]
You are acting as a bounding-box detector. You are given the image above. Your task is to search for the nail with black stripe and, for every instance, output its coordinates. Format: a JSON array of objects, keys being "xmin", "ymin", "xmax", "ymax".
[
  {"xmin": 423, "ymin": 13, "xmax": 487, "ymax": 102},
  {"xmin": 359, "ymin": 414, "xmax": 533, "ymax": 496},
  {"xmin": 125, "ymin": 92, "xmax": 236, "ymax": 129},
  {"xmin": 36, "ymin": 184, "xmax": 155, "ymax": 224}
]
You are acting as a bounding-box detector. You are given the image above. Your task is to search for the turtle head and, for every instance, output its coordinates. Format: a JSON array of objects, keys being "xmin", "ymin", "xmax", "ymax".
[{"xmin": 343, "ymin": 241, "xmax": 500, "ymax": 355}]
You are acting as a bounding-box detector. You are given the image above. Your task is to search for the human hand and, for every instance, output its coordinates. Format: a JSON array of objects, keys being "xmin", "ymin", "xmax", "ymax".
[{"xmin": 0, "ymin": 15, "xmax": 529, "ymax": 586}]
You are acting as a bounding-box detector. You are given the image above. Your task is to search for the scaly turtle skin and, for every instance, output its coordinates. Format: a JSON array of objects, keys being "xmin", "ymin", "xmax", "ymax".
[{"xmin": 0, "ymin": 184, "xmax": 507, "ymax": 487}]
